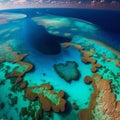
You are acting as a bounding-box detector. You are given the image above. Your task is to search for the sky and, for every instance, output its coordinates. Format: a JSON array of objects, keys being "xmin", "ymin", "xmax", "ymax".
[{"xmin": 0, "ymin": 0, "xmax": 120, "ymax": 10}]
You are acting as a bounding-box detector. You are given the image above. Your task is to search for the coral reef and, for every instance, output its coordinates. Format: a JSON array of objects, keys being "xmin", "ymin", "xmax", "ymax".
[
  {"xmin": 25, "ymin": 84, "xmax": 66, "ymax": 112},
  {"xmin": 20, "ymin": 81, "xmax": 28, "ymax": 89},
  {"xmin": 0, "ymin": 44, "xmax": 28, "ymax": 63},
  {"xmin": 116, "ymin": 60, "xmax": 120, "ymax": 68},
  {"xmin": 54, "ymin": 61, "xmax": 80, "ymax": 82},
  {"xmin": 84, "ymin": 76, "xmax": 93, "ymax": 84},
  {"xmin": 78, "ymin": 74, "xmax": 120, "ymax": 120},
  {"xmin": 91, "ymin": 63, "xmax": 102, "ymax": 73},
  {"xmin": 7, "ymin": 62, "xmax": 33, "ymax": 83}
]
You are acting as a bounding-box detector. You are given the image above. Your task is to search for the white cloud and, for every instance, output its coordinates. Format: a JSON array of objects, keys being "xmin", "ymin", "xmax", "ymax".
[{"xmin": 11, "ymin": 0, "xmax": 27, "ymax": 4}]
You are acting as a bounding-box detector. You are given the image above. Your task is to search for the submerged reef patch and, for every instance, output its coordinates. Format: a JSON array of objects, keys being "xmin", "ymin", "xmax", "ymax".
[{"xmin": 54, "ymin": 61, "xmax": 80, "ymax": 82}]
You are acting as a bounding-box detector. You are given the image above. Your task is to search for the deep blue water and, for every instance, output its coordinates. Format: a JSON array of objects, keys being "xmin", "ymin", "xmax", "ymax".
[
  {"xmin": 26, "ymin": 19, "xmax": 71, "ymax": 54},
  {"xmin": 0, "ymin": 8, "xmax": 120, "ymax": 50}
]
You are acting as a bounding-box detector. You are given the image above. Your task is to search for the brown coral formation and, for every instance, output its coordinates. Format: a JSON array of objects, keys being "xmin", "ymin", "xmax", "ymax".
[
  {"xmin": 0, "ymin": 44, "xmax": 33, "ymax": 84},
  {"xmin": 0, "ymin": 44, "xmax": 28, "ymax": 63},
  {"xmin": 7, "ymin": 61, "xmax": 33, "ymax": 83},
  {"xmin": 25, "ymin": 84, "xmax": 66, "ymax": 112},
  {"xmin": 84, "ymin": 76, "xmax": 93, "ymax": 84},
  {"xmin": 91, "ymin": 63, "xmax": 102, "ymax": 73},
  {"xmin": 81, "ymin": 56, "xmax": 96, "ymax": 64},
  {"xmin": 62, "ymin": 42, "xmax": 83, "ymax": 51},
  {"xmin": 20, "ymin": 81, "xmax": 28, "ymax": 89},
  {"xmin": 62, "ymin": 42, "xmax": 102, "ymax": 73},
  {"xmin": 78, "ymin": 74, "xmax": 120, "ymax": 120},
  {"xmin": 115, "ymin": 60, "xmax": 120, "ymax": 68}
]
